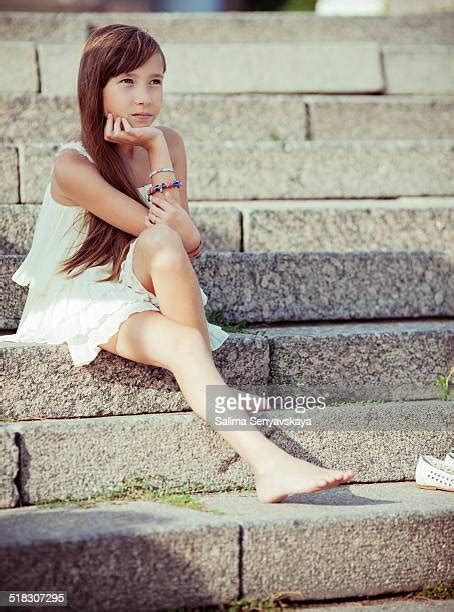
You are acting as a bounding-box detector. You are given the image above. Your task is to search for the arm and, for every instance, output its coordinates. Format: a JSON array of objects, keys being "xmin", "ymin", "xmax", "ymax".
[
  {"xmin": 170, "ymin": 132, "xmax": 202, "ymax": 259},
  {"xmin": 53, "ymin": 150, "xmax": 153, "ymax": 237},
  {"xmin": 164, "ymin": 128, "xmax": 188, "ymax": 213},
  {"xmin": 147, "ymin": 131, "xmax": 202, "ymax": 258}
]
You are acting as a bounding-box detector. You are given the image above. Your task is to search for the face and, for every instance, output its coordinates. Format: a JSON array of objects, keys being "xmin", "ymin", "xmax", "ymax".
[{"xmin": 102, "ymin": 53, "xmax": 164, "ymax": 126}]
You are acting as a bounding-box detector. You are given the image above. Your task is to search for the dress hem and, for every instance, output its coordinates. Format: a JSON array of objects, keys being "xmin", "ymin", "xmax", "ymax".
[{"xmin": 2, "ymin": 302, "xmax": 231, "ymax": 368}]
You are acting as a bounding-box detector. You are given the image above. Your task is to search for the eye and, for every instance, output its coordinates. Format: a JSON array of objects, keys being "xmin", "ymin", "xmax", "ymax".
[{"xmin": 120, "ymin": 78, "xmax": 162, "ymax": 85}]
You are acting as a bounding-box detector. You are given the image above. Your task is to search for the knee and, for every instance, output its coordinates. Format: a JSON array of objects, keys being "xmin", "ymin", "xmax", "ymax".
[{"xmin": 137, "ymin": 225, "xmax": 186, "ymax": 268}]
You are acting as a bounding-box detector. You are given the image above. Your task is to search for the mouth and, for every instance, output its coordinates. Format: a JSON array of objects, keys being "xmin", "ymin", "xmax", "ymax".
[{"xmin": 132, "ymin": 114, "xmax": 152, "ymax": 118}]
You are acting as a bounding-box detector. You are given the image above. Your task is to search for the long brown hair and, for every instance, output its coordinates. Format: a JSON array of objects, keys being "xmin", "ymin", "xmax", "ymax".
[{"xmin": 57, "ymin": 24, "xmax": 167, "ymax": 283}]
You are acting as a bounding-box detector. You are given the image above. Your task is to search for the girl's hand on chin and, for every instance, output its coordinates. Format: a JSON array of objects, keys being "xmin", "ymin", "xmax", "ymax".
[{"xmin": 104, "ymin": 113, "xmax": 163, "ymax": 149}]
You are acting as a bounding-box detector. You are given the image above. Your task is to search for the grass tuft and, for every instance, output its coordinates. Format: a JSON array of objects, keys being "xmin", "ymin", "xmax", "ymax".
[
  {"xmin": 37, "ymin": 474, "xmax": 256, "ymax": 514},
  {"xmin": 436, "ymin": 366, "xmax": 454, "ymax": 401}
]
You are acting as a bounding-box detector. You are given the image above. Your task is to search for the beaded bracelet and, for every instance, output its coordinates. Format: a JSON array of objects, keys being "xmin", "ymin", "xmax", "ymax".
[{"xmin": 147, "ymin": 180, "xmax": 181, "ymax": 202}]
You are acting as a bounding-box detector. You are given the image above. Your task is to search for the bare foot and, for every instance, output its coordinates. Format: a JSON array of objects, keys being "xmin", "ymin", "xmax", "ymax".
[{"xmin": 253, "ymin": 454, "xmax": 355, "ymax": 503}]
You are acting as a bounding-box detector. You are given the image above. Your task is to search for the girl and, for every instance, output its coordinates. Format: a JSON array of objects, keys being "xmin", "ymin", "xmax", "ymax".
[{"xmin": 2, "ymin": 24, "xmax": 354, "ymax": 503}]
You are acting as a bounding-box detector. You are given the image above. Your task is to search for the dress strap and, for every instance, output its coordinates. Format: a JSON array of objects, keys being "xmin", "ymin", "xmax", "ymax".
[{"xmin": 56, "ymin": 141, "xmax": 95, "ymax": 164}]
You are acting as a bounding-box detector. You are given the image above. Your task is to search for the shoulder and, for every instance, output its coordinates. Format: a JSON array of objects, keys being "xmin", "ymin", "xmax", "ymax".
[
  {"xmin": 54, "ymin": 146, "xmax": 97, "ymax": 177},
  {"xmin": 52, "ymin": 146, "xmax": 100, "ymax": 206}
]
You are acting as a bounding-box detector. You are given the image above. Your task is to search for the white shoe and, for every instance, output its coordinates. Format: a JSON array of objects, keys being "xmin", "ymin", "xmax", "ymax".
[
  {"xmin": 424, "ymin": 451, "xmax": 454, "ymax": 469},
  {"xmin": 443, "ymin": 451, "xmax": 454, "ymax": 468},
  {"xmin": 415, "ymin": 455, "xmax": 454, "ymax": 492}
]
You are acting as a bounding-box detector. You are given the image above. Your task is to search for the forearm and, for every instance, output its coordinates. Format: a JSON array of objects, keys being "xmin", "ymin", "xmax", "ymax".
[
  {"xmin": 146, "ymin": 136, "xmax": 201, "ymax": 256},
  {"xmin": 146, "ymin": 135, "xmax": 181, "ymax": 207}
]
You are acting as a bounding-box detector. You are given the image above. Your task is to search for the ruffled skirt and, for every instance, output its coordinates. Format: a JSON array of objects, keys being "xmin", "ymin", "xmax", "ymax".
[{"xmin": 1, "ymin": 238, "xmax": 230, "ymax": 367}]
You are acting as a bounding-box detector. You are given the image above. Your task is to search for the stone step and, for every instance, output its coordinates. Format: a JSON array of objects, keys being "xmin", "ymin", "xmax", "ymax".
[
  {"xmin": 293, "ymin": 601, "xmax": 454, "ymax": 612},
  {"xmin": 0, "ymin": 493, "xmax": 239, "ymax": 609},
  {"xmin": 2, "ymin": 197, "xmax": 453, "ymax": 256},
  {"xmin": 3, "ymin": 40, "xmax": 454, "ymax": 95},
  {"xmin": 246, "ymin": 319, "xmax": 453, "ymax": 398},
  {"xmin": 198, "ymin": 483, "xmax": 454, "ymax": 602},
  {"xmin": 0, "ymin": 400, "xmax": 452, "ymax": 508},
  {"xmin": 1, "ymin": 11, "xmax": 453, "ymax": 45},
  {"xmin": 388, "ymin": 0, "xmax": 454, "ymax": 14},
  {"xmin": 3, "ymin": 251, "xmax": 453, "ymax": 328},
  {"xmin": 1, "ymin": 140, "xmax": 454, "ymax": 204},
  {"xmin": 1, "ymin": 93, "xmax": 454, "ymax": 145},
  {"xmin": 0, "ymin": 483, "xmax": 452, "ymax": 609},
  {"xmin": 1, "ymin": 320, "xmax": 452, "ymax": 423}
]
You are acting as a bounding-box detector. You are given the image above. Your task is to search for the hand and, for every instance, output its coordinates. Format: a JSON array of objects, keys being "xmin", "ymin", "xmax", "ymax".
[
  {"xmin": 104, "ymin": 113, "xmax": 164, "ymax": 149},
  {"xmin": 145, "ymin": 189, "xmax": 200, "ymax": 252}
]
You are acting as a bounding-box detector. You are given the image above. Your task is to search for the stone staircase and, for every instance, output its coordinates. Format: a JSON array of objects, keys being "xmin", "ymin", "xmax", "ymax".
[{"xmin": 0, "ymin": 10, "xmax": 453, "ymax": 611}]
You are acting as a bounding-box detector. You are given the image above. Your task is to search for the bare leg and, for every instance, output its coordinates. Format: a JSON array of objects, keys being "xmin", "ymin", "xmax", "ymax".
[
  {"xmin": 154, "ymin": 255, "xmax": 211, "ymax": 348},
  {"xmin": 133, "ymin": 227, "xmax": 211, "ymax": 348},
  {"xmin": 169, "ymin": 332, "xmax": 355, "ymax": 503},
  {"xmin": 108, "ymin": 230, "xmax": 356, "ymax": 503}
]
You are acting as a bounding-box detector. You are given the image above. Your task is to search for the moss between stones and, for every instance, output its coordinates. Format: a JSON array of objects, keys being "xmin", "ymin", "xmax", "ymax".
[{"xmin": 37, "ymin": 474, "xmax": 256, "ymax": 514}]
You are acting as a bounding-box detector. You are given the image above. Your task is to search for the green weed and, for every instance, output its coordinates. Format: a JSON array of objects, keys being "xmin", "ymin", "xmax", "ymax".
[
  {"xmin": 436, "ymin": 366, "xmax": 454, "ymax": 401},
  {"xmin": 413, "ymin": 581, "xmax": 454, "ymax": 600},
  {"xmin": 37, "ymin": 474, "xmax": 256, "ymax": 514},
  {"xmin": 206, "ymin": 307, "xmax": 253, "ymax": 333}
]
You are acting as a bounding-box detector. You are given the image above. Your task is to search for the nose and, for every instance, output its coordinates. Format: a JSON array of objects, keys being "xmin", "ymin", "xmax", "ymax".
[{"xmin": 134, "ymin": 86, "xmax": 155, "ymax": 105}]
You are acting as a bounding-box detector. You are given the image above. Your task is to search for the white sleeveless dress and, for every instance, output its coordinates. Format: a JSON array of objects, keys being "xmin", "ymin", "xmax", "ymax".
[{"xmin": 1, "ymin": 141, "xmax": 230, "ymax": 367}]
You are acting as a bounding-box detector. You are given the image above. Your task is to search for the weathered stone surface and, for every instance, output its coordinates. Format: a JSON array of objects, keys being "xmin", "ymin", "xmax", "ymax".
[
  {"xmin": 2, "ymin": 251, "xmax": 453, "ymax": 328},
  {"xmin": 14, "ymin": 140, "xmax": 454, "ymax": 203},
  {"xmin": 186, "ymin": 140, "xmax": 454, "ymax": 200},
  {"xmin": 2, "ymin": 93, "xmax": 453, "ymax": 145},
  {"xmin": 0, "ymin": 94, "xmax": 81, "ymax": 145},
  {"xmin": 0, "ymin": 498, "xmax": 239, "ymax": 610},
  {"xmin": 161, "ymin": 42, "xmax": 383, "ymax": 95},
  {"xmin": 384, "ymin": 44, "xmax": 454, "ymax": 94},
  {"xmin": 38, "ymin": 42, "xmax": 383, "ymax": 96},
  {"xmin": 0, "ymin": 147, "xmax": 18, "ymax": 204},
  {"xmin": 6, "ymin": 413, "xmax": 254, "ymax": 503},
  {"xmin": 387, "ymin": 0, "xmax": 454, "ymax": 14},
  {"xmin": 18, "ymin": 144, "xmax": 60, "ymax": 204},
  {"xmin": 241, "ymin": 198, "xmax": 454, "ymax": 253},
  {"xmin": 308, "ymin": 94, "xmax": 454, "ymax": 140},
  {"xmin": 297, "ymin": 602, "xmax": 454, "ymax": 611},
  {"xmin": 38, "ymin": 43, "xmax": 83, "ymax": 96},
  {"xmin": 0, "ymin": 332, "xmax": 267, "ymax": 419},
  {"xmin": 0, "ymin": 203, "xmax": 241, "ymax": 255},
  {"xmin": 0, "ymin": 12, "xmax": 87, "ymax": 43},
  {"xmin": 0, "ymin": 426, "xmax": 19, "ymax": 509},
  {"xmin": 0, "ymin": 42, "xmax": 38, "ymax": 93},
  {"xmin": 198, "ymin": 482, "xmax": 454, "ymax": 601},
  {"xmin": 246, "ymin": 320, "xmax": 454, "ymax": 401},
  {"xmin": 0, "ymin": 482, "xmax": 452, "ymax": 608},
  {"xmin": 0, "ymin": 401, "xmax": 451, "ymax": 504},
  {"xmin": 4, "ymin": 198, "xmax": 453, "ymax": 256},
  {"xmin": 1, "ymin": 12, "xmax": 454, "ymax": 44},
  {"xmin": 195, "ymin": 251, "xmax": 454, "ymax": 321},
  {"xmin": 1, "ymin": 320, "xmax": 452, "ymax": 422},
  {"xmin": 0, "ymin": 92, "xmax": 307, "ymax": 144}
]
